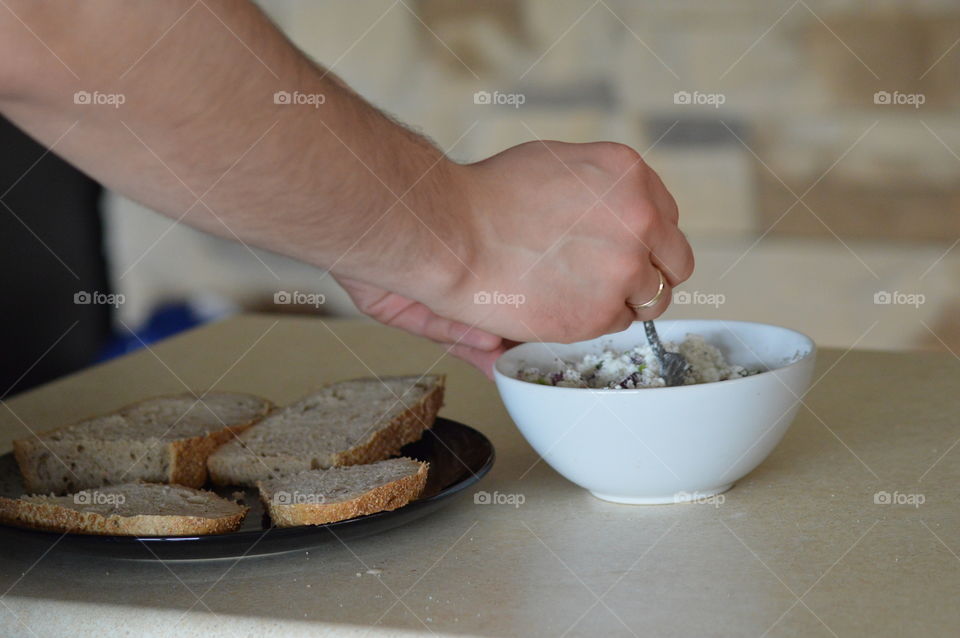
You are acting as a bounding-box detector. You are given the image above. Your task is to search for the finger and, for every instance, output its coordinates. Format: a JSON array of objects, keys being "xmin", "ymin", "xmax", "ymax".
[
  {"xmin": 646, "ymin": 167, "xmax": 679, "ymax": 225},
  {"xmin": 624, "ymin": 265, "xmax": 672, "ymax": 321},
  {"xmin": 447, "ymin": 343, "xmax": 508, "ymax": 380},
  {"xmin": 385, "ymin": 301, "xmax": 503, "ymax": 350},
  {"xmin": 650, "ymin": 226, "xmax": 694, "ymax": 287},
  {"xmin": 640, "ymin": 167, "xmax": 690, "ymax": 285},
  {"xmin": 614, "ymin": 206, "xmax": 688, "ymax": 287}
]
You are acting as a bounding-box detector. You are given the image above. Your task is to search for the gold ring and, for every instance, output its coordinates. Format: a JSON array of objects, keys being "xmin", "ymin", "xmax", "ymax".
[{"xmin": 626, "ymin": 269, "xmax": 665, "ymax": 311}]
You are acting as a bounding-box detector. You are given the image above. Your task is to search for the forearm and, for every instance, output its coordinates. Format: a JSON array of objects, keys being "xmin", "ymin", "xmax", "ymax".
[
  {"xmin": 0, "ymin": 0, "xmax": 694, "ymax": 358},
  {"xmin": 0, "ymin": 0, "xmax": 467, "ymax": 293}
]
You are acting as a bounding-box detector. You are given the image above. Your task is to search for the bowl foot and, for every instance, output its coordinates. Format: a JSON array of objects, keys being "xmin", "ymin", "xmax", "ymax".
[{"xmin": 589, "ymin": 484, "xmax": 734, "ymax": 505}]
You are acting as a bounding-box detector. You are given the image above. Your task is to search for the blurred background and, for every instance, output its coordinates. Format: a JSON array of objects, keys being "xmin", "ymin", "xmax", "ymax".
[{"xmin": 4, "ymin": 0, "xmax": 959, "ymax": 393}]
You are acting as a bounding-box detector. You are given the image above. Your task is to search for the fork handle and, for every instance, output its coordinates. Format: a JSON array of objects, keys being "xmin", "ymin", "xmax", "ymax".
[{"xmin": 643, "ymin": 321, "xmax": 666, "ymax": 359}]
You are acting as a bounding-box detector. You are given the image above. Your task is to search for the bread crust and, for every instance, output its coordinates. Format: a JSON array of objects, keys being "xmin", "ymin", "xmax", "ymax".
[
  {"xmin": 0, "ymin": 491, "xmax": 248, "ymax": 536},
  {"xmin": 260, "ymin": 461, "xmax": 428, "ymax": 527},
  {"xmin": 167, "ymin": 418, "xmax": 269, "ymax": 489},
  {"xmin": 333, "ymin": 376, "xmax": 445, "ymax": 466}
]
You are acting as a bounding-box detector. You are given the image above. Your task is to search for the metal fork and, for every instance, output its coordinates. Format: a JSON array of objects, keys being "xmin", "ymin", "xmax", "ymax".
[{"xmin": 643, "ymin": 321, "xmax": 690, "ymax": 386}]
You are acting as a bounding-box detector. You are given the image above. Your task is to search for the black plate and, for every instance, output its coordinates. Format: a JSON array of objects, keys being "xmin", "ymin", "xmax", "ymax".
[{"xmin": 0, "ymin": 418, "xmax": 494, "ymax": 560}]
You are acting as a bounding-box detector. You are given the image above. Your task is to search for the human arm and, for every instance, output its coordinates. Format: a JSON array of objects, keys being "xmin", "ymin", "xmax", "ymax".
[{"xmin": 0, "ymin": 0, "xmax": 692, "ymax": 375}]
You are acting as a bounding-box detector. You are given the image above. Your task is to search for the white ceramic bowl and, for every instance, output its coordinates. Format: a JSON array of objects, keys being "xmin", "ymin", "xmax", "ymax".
[{"xmin": 493, "ymin": 320, "xmax": 816, "ymax": 504}]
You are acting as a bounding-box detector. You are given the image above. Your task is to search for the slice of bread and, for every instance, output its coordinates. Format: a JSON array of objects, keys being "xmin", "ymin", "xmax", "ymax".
[
  {"xmin": 208, "ymin": 376, "xmax": 444, "ymax": 486},
  {"xmin": 0, "ymin": 483, "xmax": 248, "ymax": 536},
  {"xmin": 257, "ymin": 457, "xmax": 428, "ymax": 527},
  {"xmin": 13, "ymin": 393, "xmax": 272, "ymax": 494}
]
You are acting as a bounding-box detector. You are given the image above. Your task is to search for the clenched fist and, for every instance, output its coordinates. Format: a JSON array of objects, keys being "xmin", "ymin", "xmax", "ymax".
[{"xmin": 339, "ymin": 140, "xmax": 693, "ymax": 375}]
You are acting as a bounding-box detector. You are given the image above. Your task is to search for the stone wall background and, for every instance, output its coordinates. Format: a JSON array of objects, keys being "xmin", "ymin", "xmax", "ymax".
[{"xmin": 106, "ymin": 0, "xmax": 960, "ymax": 353}]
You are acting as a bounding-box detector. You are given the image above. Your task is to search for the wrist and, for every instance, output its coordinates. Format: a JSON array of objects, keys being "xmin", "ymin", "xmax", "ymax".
[
  {"xmin": 412, "ymin": 159, "xmax": 479, "ymax": 297},
  {"xmin": 391, "ymin": 157, "xmax": 478, "ymax": 301},
  {"xmin": 331, "ymin": 149, "xmax": 478, "ymax": 304}
]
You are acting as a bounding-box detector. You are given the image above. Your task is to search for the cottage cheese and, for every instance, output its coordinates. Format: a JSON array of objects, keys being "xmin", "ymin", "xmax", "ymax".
[{"xmin": 517, "ymin": 334, "xmax": 755, "ymax": 389}]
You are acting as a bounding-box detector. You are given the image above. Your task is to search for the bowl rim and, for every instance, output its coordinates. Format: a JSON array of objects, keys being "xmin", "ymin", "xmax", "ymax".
[{"xmin": 493, "ymin": 319, "xmax": 816, "ymax": 394}]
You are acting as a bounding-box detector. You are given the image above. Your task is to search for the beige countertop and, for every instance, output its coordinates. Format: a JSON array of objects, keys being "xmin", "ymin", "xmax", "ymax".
[{"xmin": 1, "ymin": 315, "xmax": 958, "ymax": 637}]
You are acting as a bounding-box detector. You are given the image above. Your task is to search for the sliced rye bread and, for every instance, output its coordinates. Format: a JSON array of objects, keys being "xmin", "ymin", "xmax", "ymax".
[
  {"xmin": 13, "ymin": 392, "xmax": 272, "ymax": 494},
  {"xmin": 208, "ymin": 376, "xmax": 444, "ymax": 487},
  {"xmin": 0, "ymin": 483, "xmax": 248, "ymax": 536},
  {"xmin": 257, "ymin": 457, "xmax": 428, "ymax": 527}
]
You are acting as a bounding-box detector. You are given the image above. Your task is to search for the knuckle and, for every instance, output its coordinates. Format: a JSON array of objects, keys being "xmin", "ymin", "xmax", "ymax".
[
  {"xmin": 598, "ymin": 142, "xmax": 643, "ymax": 168},
  {"xmin": 614, "ymin": 203, "xmax": 658, "ymax": 242},
  {"xmin": 606, "ymin": 183, "xmax": 658, "ymax": 233},
  {"xmin": 630, "ymin": 206, "xmax": 658, "ymax": 237},
  {"xmin": 595, "ymin": 253, "xmax": 642, "ymax": 291}
]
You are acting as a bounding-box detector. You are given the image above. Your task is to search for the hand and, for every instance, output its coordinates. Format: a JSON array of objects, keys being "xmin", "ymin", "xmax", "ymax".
[
  {"xmin": 334, "ymin": 140, "xmax": 692, "ymax": 377},
  {"xmin": 424, "ymin": 140, "xmax": 694, "ymax": 343},
  {"xmin": 335, "ymin": 276, "xmax": 509, "ymax": 379}
]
